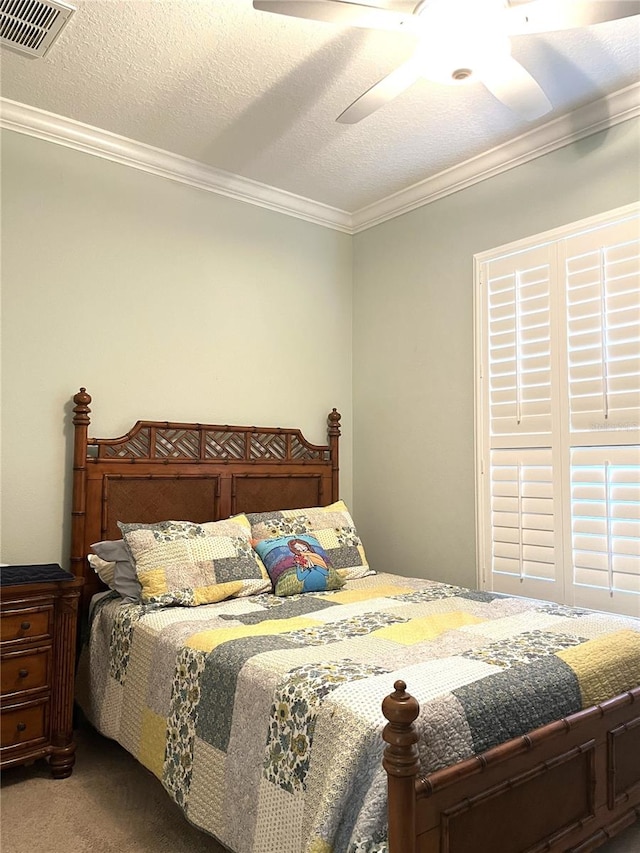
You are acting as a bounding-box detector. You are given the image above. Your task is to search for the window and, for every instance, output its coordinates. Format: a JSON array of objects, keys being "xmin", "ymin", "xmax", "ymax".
[{"xmin": 475, "ymin": 204, "xmax": 639, "ymax": 616}]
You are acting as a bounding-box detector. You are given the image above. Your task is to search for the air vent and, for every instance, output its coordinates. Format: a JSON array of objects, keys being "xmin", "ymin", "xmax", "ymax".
[{"xmin": 0, "ymin": 0, "xmax": 75, "ymax": 58}]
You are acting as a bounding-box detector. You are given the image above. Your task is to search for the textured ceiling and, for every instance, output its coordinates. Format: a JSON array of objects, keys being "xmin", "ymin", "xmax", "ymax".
[{"xmin": 1, "ymin": 0, "xmax": 639, "ymax": 212}]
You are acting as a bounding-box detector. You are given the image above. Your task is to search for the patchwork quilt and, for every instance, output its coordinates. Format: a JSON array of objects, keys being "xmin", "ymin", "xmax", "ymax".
[{"xmin": 76, "ymin": 573, "xmax": 640, "ymax": 853}]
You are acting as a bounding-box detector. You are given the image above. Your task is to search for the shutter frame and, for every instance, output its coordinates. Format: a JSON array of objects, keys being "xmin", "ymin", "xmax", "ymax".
[{"xmin": 476, "ymin": 204, "xmax": 640, "ymax": 615}]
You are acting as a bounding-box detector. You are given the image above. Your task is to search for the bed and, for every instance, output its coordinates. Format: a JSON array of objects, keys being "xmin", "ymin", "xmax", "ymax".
[{"xmin": 70, "ymin": 388, "xmax": 640, "ymax": 853}]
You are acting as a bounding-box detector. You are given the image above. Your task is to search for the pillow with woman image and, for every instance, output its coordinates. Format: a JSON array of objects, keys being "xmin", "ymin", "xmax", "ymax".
[{"xmin": 254, "ymin": 534, "xmax": 346, "ymax": 597}]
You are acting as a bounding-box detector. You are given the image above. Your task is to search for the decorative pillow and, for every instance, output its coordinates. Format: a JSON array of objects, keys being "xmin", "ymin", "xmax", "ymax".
[
  {"xmin": 90, "ymin": 539, "xmax": 142, "ymax": 603},
  {"xmin": 253, "ymin": 534, "xmax": 345, "ymax": 597},
  {"xmin": 247, "ymin": 500, "xmax": 374, "ymax": 581},
  {"xmin": 118, "ymin": 516, "xmax": 271, "ymax": 606}
]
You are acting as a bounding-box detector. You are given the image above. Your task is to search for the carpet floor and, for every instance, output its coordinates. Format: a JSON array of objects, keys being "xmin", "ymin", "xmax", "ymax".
[{"xmin": 1, "ymin": 724, "xmax": 638, "ymax": 853}]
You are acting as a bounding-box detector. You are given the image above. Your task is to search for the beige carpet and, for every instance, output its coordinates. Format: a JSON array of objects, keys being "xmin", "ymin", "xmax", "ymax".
[
  {"xmin": 1, "ymin": 725, "xmax": 227, "ymax": 853},
  {"xmin": 1, "ymin": 724, "xmax": 639, "ymax": 853}
]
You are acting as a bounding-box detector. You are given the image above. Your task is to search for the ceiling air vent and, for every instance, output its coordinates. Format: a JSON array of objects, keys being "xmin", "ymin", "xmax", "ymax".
[{"xmin": 0, "ymin": 0, "xmax": 75, "ymax": 58}]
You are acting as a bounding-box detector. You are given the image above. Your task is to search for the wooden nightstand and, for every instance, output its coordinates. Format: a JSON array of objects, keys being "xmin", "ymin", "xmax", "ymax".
[{"xmin": 1, "ymin": 566, "xmax": 83, "ymax": 778}]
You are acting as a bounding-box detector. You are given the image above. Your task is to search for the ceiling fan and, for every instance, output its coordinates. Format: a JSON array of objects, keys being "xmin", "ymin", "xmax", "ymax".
[{"xmin": 252, "ymin": 0, "xmax": 640, "ymax": 123}]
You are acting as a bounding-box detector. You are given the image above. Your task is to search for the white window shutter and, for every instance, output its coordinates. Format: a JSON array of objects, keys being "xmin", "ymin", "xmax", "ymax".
[
  {"xmin": 486, "ymin": 245, "xmax": 554, "ymax": 438},
  {"xmin": 477, "ymin": 204, "xmax": 640, "ymax": 616},
  {"xmin": 570, "ymin": 445, "xmax": 640, "ymax": 616},
  {"xmin": 564, "ymin": 218, "xmax": 640, "ymax": 433},
  {"xmin": 488, "ymin": 447, "xmax": 562, "ymax": 600}
]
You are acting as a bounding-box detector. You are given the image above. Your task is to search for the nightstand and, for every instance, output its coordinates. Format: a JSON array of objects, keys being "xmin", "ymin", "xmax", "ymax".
[{"xmin": 1, "ymin": 566, "xmax": 83, "ymax": 778}]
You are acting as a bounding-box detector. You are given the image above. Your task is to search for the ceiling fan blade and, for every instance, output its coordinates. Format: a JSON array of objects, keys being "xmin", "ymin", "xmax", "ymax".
[
  {"xmin": 505, "ymin": 0, "xmax": 640, "ymax": 36},
  {"xmin": 336, "ymin": 59, "xmax": 421, "ymax": 123},
  {"xmin": 479, "ymin": 55, "xmax": 553, "ymax": 121},
  {"xmin": 252, "ymin": 1, "xmax": 415, "ymax": 31}
]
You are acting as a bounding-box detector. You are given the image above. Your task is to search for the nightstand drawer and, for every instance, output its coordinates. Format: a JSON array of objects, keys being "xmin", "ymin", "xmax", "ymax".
[
  {"xmin": 0, "ymin": 607, "xmax": 52, "ymax": 645},
  {"xmin": 1, "ymin": 647, "xmax": 50, "ymax": 695},
  {"xmin": 1, "ymin": 700, "xmax": 48, "ymax": 749}
]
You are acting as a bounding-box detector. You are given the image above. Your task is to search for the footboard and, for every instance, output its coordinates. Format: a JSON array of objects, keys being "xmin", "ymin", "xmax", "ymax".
[{"xmin": 382, "ymin": 681, "xmax": 640, "ymax": 853}]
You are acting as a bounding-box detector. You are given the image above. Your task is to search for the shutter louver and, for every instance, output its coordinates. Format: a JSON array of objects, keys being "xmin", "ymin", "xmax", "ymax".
[
  {"xmin": 565, "ymin": 218, "xmax": 640, "ymax": 433},
  {"xmin": 486, "ymin": 246, "xmax": 554, "ymax": 439},
  {"xmin": 571, "ymin": 445, "xmax": 640, "ymax": 615},
  {"xmin": 491, "ymin": 447, "xmax": 557, "ymax": 585}
]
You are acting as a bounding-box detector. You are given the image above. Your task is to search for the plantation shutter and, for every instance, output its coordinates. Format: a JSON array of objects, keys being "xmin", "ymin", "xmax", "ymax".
[
  {"xmin": 489, "ymin": 447, "xmax": 558, "ymax": 599},
  {"xmin": 564, "ymin": 218, "xmax": 640, "ymax": 433},
  {"xmin": 570, "ymin": 446, "xmax": 640, "ymax": 612},
  {"xmin": 486, "ymin": 245, "xmax": 554, "ymax": 437},
  {"xmin": 477, "ymin": 204, "xmax": 640, "ymax": 615},
  {"xmin": 482, "ymin": 243, "xmax": 563, "ymax": 601}
]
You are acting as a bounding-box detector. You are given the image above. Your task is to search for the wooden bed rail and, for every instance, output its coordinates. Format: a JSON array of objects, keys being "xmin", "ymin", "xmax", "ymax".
[{"xmin": 382, "ymin": 682, "xmax": 640, "ymax": 853}]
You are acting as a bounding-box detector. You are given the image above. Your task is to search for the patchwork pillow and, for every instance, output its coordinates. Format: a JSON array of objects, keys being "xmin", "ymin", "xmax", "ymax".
[
  {"xmin": 247, "ymin": 500, "xmax": 374, "ymax": 581},
  {"xmin": 118, "ymin": 516, "xmax": 271, "ymax": 606},
  {"xmin": 90, "ymin": 539, "xmax": 142, "ymax": 603},
  {"xmin": 253, "ymin": 534, "xmax": 346, "ymax": 597}
]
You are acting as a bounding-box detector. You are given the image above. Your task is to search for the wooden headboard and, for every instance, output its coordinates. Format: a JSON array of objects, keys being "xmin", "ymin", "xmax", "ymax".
[{"xmin": 70, "ymin": 388, "xmax": 341, "ymax": 618}]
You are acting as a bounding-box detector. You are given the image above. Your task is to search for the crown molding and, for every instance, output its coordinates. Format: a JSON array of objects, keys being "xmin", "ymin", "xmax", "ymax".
[
  {"xmin": 2, "ymin": 83, "xmax": 638, "ymax": 235},
  {"xmin": 0, "ymin": 98, "xmax": 353, "ymax": 234},
  {"xmin": 350, "ymin": 82, "xmax": 640, "ymax": 233}
]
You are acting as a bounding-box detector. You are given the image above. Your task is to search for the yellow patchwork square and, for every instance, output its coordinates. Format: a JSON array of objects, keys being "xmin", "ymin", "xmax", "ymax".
[
  {"xmin": 186, "ymin": 616, "xmax": 322, "ymax": 652},
  {"xmin": 137, "ymin": 569, "xmax": 168, "ymax": 598},
  {"xmin": 374, "ymin": 611, "xmax": 486, "ymax": 644},
  {"xmin": 308, "ymin": 841, "xmax": 332, "ymax": 853},
  {"xmin": 138, "ymin": 707, "xmax": 167, "ymax": 781},
  {"xmin": 322, "ymin": 585, "xmax": 414, "ymax": 604},
  {"xmin": 555, "ymin": 629, "xmax": 640, "ymax": 708},
  {"xmin": 192, "ymin": 580, "xmax": 244, "ymax": 605}
]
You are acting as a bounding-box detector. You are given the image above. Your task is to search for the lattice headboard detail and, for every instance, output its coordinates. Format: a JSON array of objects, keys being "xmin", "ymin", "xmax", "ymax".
[{"xmin": 70, "ymin": 388, "xmax": 341, "ymax": 618}]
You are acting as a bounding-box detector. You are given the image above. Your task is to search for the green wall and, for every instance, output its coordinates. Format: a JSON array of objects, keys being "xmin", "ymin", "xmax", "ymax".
[
  {"xmin": 0, "ymin": 131, "xmax": 353, "ymax": 566},
  {"xmin": 352, "ymin": 118, "xmax": 640, "ymax": 588},
  {"xmin": 3, "ymin": 117, "xmax": 639, "ymax": 586}
]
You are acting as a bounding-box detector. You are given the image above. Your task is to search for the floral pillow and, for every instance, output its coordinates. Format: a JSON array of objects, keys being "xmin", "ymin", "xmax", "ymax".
[
  {"xmin": 247, "ymin": 500, "xmax": 374, "ymax": 581},
  {"xmin": 118, "ymin": 516, "xmax": 271, "ymax": 606},
  {"xmin": 253, "ymin": 534, "xmax": 345, "ymax": 597}
]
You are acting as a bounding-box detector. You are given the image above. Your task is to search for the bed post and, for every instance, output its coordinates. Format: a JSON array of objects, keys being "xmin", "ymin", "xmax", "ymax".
[
  {"xmin": 327, "ymin": 408, "xmax": 341, "ymax": 502},
  {"xmin": 382, "ymin": 680, "xmax": 420, "ymax": 853},
  {"xmin": 70, "ymin": 387, "xmax": 91, "ymax": 580}
]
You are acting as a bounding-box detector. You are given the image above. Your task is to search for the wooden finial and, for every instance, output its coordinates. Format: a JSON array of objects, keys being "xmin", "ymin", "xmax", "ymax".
[
  {"xmin": 327, "ymin": 408, "xmax": 341, "ymax": 437},
  {"xmin": 73, "ymin": 387, "xmax": 91, "ymax": 426},
  {"xmin": 382, "ymin": 681, "xmax": 420, "ymax": 853},
  {"xmin": 382, "ymin": 680, "xmax": 420, "ymax": 777}
]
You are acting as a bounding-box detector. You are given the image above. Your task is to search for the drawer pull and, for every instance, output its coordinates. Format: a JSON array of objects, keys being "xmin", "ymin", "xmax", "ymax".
[
  {"xmin": 20, "ymin": 621, "xmax": 31, "ymax": 631},
  {"xmin": 18, "ymin": 669, "xmax": 29, "ymax": 678},
  {"xmin": 16, "ymin": 722, "xmax": 27, "ymax": 732}
]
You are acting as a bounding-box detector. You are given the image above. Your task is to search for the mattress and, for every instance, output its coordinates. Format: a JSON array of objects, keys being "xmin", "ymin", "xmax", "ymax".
[{"xmin": 76, "ymin": 572, "xmax": 640, "ymax": 853}]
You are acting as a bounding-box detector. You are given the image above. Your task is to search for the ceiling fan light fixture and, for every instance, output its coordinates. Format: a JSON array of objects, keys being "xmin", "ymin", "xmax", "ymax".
[
  {"xmin": 412, "ymin": 0, "xmax": 512, "ymax": 85},
  {"xmin": 255, "ymin": 0, "xmax": 639, "ymax": 125},
  {"xmin": 418, "ymin": 30, "xmax": 511, "ymax": 86}
]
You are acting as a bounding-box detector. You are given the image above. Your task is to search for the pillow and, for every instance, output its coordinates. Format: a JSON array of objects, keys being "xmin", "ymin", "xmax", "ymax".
[
  {"xmin": 90, "ymin": 539, "xmax": 142, "ymax": 603},
  {"xmin": 88, "ymin": 553, "xmax": 116, "ymax": 589},
  {"xmin": 253, "ymin": 534, "xmax": 345, "ymax": 597},
  {"xmin": 118, "ymin": 516, "xmax": 271, "ymax": 606},
  {"xmin": 247, "ymin": 500, "xmax": 374, "ymax": 581}
]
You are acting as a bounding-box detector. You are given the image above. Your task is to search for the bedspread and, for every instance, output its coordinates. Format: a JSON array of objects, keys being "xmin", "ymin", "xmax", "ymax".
[{"xmin": 76, "ymin": 572, "xmax": 640, "ymax": 853}]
